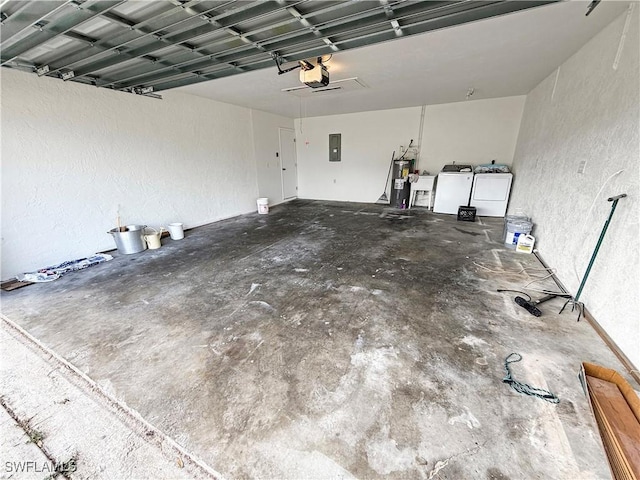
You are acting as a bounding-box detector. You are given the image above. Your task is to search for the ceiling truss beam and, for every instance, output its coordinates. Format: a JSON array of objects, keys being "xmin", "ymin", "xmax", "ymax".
[
  {"xmin": 0, "ymin": 0, "xmax": 73, "ymax": 46},
  {"xmin": 113, "ymin": 1, "xmax": 468, "ymax": 90},
  {"xmin": 0, "ymin": 0, "xmax": 126, "ymax": 66},
  {"xmin": 45, "ymin": 1, "xmax": 307, "ymax": 84},
  {"xmin": 108, "ymin": 0, "xmax": 411, "ymax": 89}
]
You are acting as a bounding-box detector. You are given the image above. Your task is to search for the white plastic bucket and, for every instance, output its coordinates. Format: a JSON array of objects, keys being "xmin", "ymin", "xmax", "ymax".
[
  {"xmin": 505, "ymin": 220, "xmax": 532, "ymax": 249},
  {"xmin": 168, "ymin": 223, "xmax": 184, "ymax": 240},
  {"xmin": 144, "ymin": 227, "xmax": 162, "ymax": 249},
  {"xmin": 257, "ymin": 198, "xmax": 269, "ymax": 214},
  {"xmin": 503, "ymin": 214, "xmax": 529, "ymax": 243}
]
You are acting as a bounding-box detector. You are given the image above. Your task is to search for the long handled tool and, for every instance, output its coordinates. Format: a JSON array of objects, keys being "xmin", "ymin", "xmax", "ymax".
[
  {"xmin": 376, "ymin": 151, "xmax": 395, "ymax": 204},
  {"xmin": 561, "ymin": 193, "xmax": 627, "ymax": 320}
]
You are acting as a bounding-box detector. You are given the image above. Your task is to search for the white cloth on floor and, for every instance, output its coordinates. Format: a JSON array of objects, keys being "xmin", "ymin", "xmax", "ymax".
[{"xmin": 18, "ymin": 254, "xmax": 113, "ymax": 282}]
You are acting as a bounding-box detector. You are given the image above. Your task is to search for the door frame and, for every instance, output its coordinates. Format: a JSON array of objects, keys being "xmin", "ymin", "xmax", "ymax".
[{"xmin": 278, "ymin": 127, "xmax": 298, "ymax": 200}]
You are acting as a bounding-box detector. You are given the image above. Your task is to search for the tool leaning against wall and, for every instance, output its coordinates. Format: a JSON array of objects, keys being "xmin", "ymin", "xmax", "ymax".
[{"xmin": 559, "ymin": 193, "xmax": 627, "ymax": 320}]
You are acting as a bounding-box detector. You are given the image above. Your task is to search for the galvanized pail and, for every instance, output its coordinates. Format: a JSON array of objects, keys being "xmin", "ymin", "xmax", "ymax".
[{"xmin": 108, "ymin": 225, "xmax": 147, "ymax": 254}]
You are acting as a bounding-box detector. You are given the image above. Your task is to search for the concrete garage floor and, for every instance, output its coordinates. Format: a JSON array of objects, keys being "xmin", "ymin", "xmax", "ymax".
[{"xmin": 1, "ymin": 199, "xmax": 632, "ymax": 479}]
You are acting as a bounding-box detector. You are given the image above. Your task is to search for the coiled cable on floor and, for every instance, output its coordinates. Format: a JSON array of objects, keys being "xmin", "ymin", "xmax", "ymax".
[{"xmin": 503, "ymin": 353, "xmax": 560, "ymax": 404}]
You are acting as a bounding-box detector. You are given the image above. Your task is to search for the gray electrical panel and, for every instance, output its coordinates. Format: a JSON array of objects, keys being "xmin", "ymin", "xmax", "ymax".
[{"xmin": 329, "ymin": 133, "xmax": 341, "ymax": 162}]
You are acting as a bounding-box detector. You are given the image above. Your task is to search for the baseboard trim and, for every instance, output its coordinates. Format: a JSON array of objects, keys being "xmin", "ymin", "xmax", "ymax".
[{"xmin": 533, "ymin": 251, "xmax": 639, "ymax": 386}]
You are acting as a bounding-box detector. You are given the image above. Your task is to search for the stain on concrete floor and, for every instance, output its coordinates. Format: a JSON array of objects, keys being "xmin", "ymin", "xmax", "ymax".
[{"xmin": 1, "ymin": 200, "xmax": 629, "ymax": 479}]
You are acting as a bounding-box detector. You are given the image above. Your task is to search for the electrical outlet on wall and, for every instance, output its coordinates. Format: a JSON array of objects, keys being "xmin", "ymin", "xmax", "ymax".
[{"xmin": 578, "ymin": 160, "xmax": 587, "ymax": 174}]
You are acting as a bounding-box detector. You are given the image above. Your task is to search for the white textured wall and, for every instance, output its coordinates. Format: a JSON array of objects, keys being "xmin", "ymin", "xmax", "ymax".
[
  {"xmin": 295, "ymin": 107, "xmax": 422, "ymax": 202},
  {"xmin": 1, "ymin": 69, "xmax": 259, "ymax": 279},
  {"xmin": 251, "ymin": 110, "xmax": 295, "ymax": 206},
  {"xmin": 294, "ymin": 97, "xmax": 525, "ymax": 203},
  {"xmin": 509, "ymin": 8, "xmax": 640, "ymax": 368},
  {"xmin": 420, "ymin": 96, "xmax": 526, "ymax": 174}
]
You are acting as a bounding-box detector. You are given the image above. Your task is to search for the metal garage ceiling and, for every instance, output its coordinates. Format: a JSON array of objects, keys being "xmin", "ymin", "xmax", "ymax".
[{"xmin": 1, "ymin": 0, "xmax": 556, "ymax": 97}]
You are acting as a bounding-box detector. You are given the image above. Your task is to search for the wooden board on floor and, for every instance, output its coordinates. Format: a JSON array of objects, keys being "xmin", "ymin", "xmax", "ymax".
[
  {"xmin": 580, "ymin": 362, "xmax": 640, "ymax": 480},
  {"xmin": 1, "ymin": 279, "xmax": 33, "ymax": 291}
]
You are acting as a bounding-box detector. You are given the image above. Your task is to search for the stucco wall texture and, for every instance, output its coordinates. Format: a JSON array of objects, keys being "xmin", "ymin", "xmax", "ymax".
[
  {"xmin": 1, "ymin": 69, "xmax": 260, "ymax": 279},
  {"xmin": 509, "ymin": 7, "xmax": 640, "ymax": 368}
]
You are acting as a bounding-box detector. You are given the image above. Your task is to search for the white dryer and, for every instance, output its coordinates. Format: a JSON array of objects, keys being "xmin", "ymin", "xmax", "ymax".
[
  {"xmin": 470, "ymin": 173, "xmax": 513, "ymax": 217},
  {"xmin": 433, "ymin": 165, "xmax": 474, "ymax": 215}
]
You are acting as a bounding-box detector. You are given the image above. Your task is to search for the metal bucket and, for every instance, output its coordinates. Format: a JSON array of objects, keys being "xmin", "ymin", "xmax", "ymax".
[{"xmin": 108, "ymin": 224, "xmax": 147, "ymax": 254}]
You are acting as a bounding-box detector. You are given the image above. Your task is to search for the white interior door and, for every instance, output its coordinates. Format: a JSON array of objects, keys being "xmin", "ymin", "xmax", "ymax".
[{"xmin": 279, "ymin": 128, "xmax": 298, "ymax": 199}]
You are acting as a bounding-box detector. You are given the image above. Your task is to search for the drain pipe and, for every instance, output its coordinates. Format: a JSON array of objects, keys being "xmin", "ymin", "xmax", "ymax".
[{"xmin": 416, "ymin": 105, "xmax": 426, "ymax": 170}]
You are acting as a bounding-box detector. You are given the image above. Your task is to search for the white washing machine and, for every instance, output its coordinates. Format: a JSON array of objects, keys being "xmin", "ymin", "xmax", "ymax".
[
  {"xmin": 470, "ymin": 173, "xmax": 513, "ymax": 217},
  {"xmin": 433, "ymin": 165, "xmax": 474, "ymax": 214}
]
